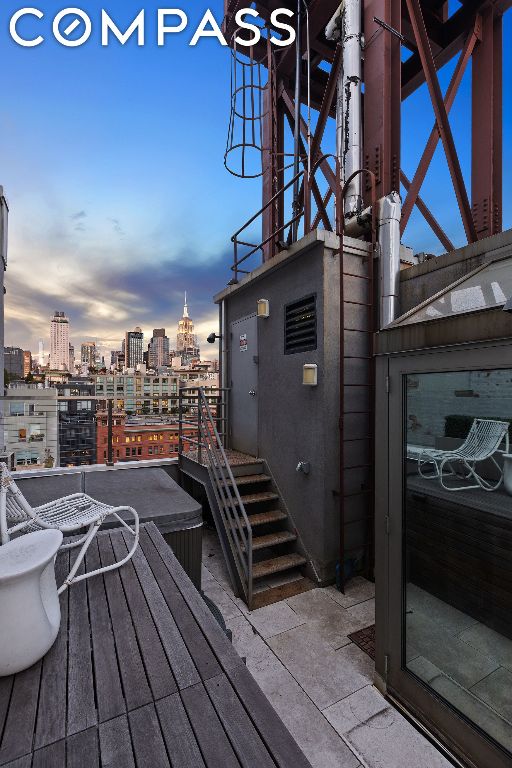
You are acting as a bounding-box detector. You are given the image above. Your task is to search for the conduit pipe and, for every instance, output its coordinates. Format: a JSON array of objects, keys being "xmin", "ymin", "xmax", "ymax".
[
  {"xmin": 326, "ymin": 0, "xmax": 363, "ymax": 217},
  {"xmin": 377, "ymin": 192, "xmax": 402, "ymax": 328}
]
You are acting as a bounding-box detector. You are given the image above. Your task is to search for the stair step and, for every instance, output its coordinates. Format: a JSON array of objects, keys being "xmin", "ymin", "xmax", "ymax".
[
  {"xmin": 253, "ymin": 553, "xmax": 307, "ymax": 580},
  {"xmin": 234, "ymin": 492, "xmax": 279, "ymax": 506},
  {"xmin": 227, "ymin": 474, "xmax": 272, "ymax": 487},
  {"xmin": 243, "ymin": 509, "xmax": 288, "ymax": 527},
  {"xmin": 252, "ymin": 578, "xmax": 315, "ymax": 610},
  {"xmin": 246, "ymin": 531, "xmax": 297, "ymax": 551}
]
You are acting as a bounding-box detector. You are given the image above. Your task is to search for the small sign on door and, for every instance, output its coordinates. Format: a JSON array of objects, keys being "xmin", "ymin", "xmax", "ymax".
[{"xmin": 239, "ymin": 333, "xmax": 248, "ymax": 352}]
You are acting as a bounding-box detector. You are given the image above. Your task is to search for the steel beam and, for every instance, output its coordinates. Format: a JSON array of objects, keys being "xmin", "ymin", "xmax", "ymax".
[
  {"xmin": 405, "ymin": 0, "xmax": 477, "ymax": 242},
  {"xmin": 401, "ymin": 19, "xmax": 479, "ymax": 234},
  {"xmin": 363, "ymin": 0, "xmax": 402, "ymax": 202},
  {"xmin": 471, "ymin": 7, "xmax": 503, "ymax": 238},
  {"xmin": 400, "ymin": 171, "xmax": 455, "ymax": 251}
]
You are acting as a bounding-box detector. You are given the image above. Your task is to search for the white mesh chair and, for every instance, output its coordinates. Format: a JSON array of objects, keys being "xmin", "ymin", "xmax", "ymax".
[
  {"xmin": 0, "ymin": 465, "xmax": 139, "ymax": 594},
  {"xmin": 417, "ymin": 418, "xmax": 510, "ymax": 492}
]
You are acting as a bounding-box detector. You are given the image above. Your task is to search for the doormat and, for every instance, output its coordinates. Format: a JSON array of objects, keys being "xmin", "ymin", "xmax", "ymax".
[{"xmin": 348, "ymin": 624, "xmax": 375, "ymax": 660}]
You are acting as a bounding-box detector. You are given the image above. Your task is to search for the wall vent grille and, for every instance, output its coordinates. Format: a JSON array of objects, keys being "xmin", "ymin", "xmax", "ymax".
[{"xmin": 284, "ymin": 295, "xmax": 317, "ymax": 354}]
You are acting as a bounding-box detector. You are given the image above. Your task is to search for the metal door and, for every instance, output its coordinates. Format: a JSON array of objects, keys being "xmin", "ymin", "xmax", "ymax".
[
  {"xmin": 382, "ymin": 341, "xmax": 512, "ymax": 768},
  {"xmin": 230, "ymin": 315, "xmax": 258, "ymax": 456}
]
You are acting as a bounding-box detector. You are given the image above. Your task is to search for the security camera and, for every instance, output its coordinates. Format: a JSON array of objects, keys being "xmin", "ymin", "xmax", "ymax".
[{"xmin": 207, "ymin": 333, "xmax": 220, "ymax": 344}]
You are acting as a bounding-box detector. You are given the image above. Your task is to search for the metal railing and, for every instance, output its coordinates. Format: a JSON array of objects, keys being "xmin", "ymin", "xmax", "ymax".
[
  {"xmin": 178, "ymin": 387, "xmax": 253, "ymax": 608},
  {"xmin": 231, "ymin": 154, "xmax": 342, "ymax": 281},
  {"xmin": 0, "ymin": 393, "xmax": 192, "ymax": 472}
]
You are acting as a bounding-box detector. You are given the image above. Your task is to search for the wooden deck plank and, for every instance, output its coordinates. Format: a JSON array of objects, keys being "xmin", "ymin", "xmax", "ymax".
[
  {"xmin": 227, "ymin": 665, "xmax": 312, "ymax": 768},
  {"xmin": 181, "ymin": 682, "xmax": 241, "ymax": 768},
  {"xmin": 66, "ymin": 728, "xmax": 99, "ymax": 768},
  {"xmin": 84, "ymin": 539, "xmax": 125, "ymax": 723},
  {"xmin": 145, "ymin": 525, "xmax": 244, "ymax": 674},
  {"xmin": 35, "ymin": 552, "xmax": 70, "ymax": 749},
  {"xmin": 0, "ymin": 660, "xmax": 42, "ymax": 764},
  {"xmin": 155, "ymin": 693, "xmax": 206, "ymax": 768},
  {"xmin": 66, "ymin": 551, "xmax": 97, "ymax": 737},
  {"xmin": 120, "ymin": 531, "xmax": 200, "ymax": 691},
  {"xmin": 204, "ymin": 674, "xmax": 276, "ymax": 768},
  {"xmin": 138, "ymin": 529, "xmax": 222, "ymax": 683},
  {"xmin": 128, "ymin": 704, "xmax": 170, "ymax": 768},
  {"xmin": 99, "ymin": 715, "xmax": 135, "ymax": 768},
  {"xmin": 110, "ymin": 533, "xmax": 177, "ymax": 701},
  {"xmin": 0, "ymin": 525, "xmax": 313, "ymax": 768},
  {"xmin": 32, "ymin": 739, "xmax": 65, "ymax": 768},
  {"xmin": 96, "ymin": 534, "xmax": 153, "ymax": 712},
  {"xmin": 1, "ymin": 757, "xmax": 31, "ymax": 768}
]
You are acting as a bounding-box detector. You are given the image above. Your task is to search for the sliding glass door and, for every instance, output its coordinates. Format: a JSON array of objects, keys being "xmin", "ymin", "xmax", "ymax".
[{"xmin": 386, "ymin": 343, "xmax": 512, "ymax": 768}]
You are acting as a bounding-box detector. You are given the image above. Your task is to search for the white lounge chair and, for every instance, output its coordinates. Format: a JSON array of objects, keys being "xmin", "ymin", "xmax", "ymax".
[
  {"xmin": 0, "ymin": 464, "xmax": 139, "ymax": 594},
  {"xmin": 416, "ymin": 418, "xmax": 510, "ymax": 492}
]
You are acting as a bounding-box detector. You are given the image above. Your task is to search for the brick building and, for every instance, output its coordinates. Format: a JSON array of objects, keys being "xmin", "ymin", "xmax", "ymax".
[{"xmin": 96, "ymin": 412, "xmax": 195, "ymax": 464}]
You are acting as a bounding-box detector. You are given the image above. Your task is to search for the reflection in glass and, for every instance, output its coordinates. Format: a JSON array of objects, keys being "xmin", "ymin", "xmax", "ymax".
[{"xmin": 404, "ymin": 369, "xmax": 512, "ymax": 754}]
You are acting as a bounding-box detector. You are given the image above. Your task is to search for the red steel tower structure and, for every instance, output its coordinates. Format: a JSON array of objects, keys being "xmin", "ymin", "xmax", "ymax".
[{"xmin": 222, "ymin": 0, "xmax": 509, "ymax": 257}]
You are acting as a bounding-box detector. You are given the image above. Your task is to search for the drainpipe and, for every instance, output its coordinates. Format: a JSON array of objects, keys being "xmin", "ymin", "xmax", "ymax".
[
  {"xmin": 377, "ymin": 192, "xmax": 402, "ymax": 328},
  {"xmin": 326, "ymin": 0, "xmax": 363, "ymax": 218}
]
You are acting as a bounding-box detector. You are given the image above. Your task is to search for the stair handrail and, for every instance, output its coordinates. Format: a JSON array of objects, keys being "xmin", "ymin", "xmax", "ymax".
[{"xmin": 193, "ymin": 388, "xmax": 253, "ymax": 608}]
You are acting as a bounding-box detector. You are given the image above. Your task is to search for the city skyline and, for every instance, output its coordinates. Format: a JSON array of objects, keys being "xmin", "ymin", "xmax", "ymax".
[{"xmin": 6, "ymin": 293, "xmax": 210, "ymax": 362}]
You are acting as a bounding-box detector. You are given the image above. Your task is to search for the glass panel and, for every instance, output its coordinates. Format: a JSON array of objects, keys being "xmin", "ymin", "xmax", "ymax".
[
  {"xmin": 404, "ymin": 368, "xmax": 512, "ymax": 754},
  {"xmin": 398, "ymin": 258, "xmax": 512, "ymax": 325}
]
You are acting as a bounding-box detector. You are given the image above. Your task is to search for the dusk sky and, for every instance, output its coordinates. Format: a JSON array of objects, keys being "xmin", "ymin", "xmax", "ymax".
[{"xmin": 1, "ymin": 1, "xmax": 511, "ymax": 358}]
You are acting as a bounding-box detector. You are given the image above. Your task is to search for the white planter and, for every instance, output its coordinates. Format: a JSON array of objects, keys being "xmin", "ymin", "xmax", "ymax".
[
  {"xmin": 0, "ymin": 529, "xmax": 63, "ymax": 676},
  {"xmin": 504, "ymin": 454, "xmax": 512, "ymax": 496}
]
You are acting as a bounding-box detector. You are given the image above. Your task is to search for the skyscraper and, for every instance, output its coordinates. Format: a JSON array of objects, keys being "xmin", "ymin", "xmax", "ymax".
[
  {"xmin": 38, "ymin": 339, "xmax": 45, "ymax": 367},
  {"xmin": 148, "ymin": 328, "xmax": 170, "ymax": 369},
  {"xmin": 81, "ymin": 341, "xmax": 96, "ymax": 371},
  {"xmin": 176, "ymin": 294, "xmax": 199, "ymax": 364},
  {"xmin": 125, "ymin": 327, "xmax": 144, "ymax": 369},
  {"xmin": 49, "ymin": 311, "xmax": 70, "ymax": 371}
]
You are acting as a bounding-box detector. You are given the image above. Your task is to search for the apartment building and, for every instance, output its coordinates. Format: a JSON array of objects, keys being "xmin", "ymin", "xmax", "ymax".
[
  {"xmin": 96, "ymin": 412, "xmax": 194, "ymax": 463},
  {"xmin": 5, "ymin": 384, "xmax": 58, "ymax": 469},
  {"xmin": 94, "ymin": 372, "xmax": 179, "ymax": 414}
]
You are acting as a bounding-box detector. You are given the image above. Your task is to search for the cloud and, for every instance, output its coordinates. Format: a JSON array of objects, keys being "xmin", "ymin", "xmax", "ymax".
[
  {"xmin": 70, "ymin": 210, "xmax": 87, "ymax": 220},
  {"xmin": 109, "ymin": 217, "xmax": 125, "ymax": 238}
]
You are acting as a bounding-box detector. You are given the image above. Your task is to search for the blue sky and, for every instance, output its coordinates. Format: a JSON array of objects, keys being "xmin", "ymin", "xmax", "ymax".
[{"xmin": 1, "ymin": 1, "xmax": 510, "ymax": 357}]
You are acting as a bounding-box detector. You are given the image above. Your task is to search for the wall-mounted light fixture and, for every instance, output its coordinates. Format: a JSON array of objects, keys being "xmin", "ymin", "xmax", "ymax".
[
  {"xmin": 303, "ymin": 364, "xmax": 318, "ymax": 386},
  {"xmin": 257, "ymin": 298, "xmax": 270, "ymax": 318}
]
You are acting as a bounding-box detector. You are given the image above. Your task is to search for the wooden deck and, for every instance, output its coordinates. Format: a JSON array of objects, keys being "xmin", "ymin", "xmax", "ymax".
[{"xmin": 0, "ymin": 523, "xmax": 312, "ymax": 768}]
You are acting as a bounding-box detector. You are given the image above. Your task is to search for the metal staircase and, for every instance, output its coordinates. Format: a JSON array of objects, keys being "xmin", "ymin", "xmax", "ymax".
[{"xmin": 178, "ymin": 388, "xmax": 313, "ymax": 610}]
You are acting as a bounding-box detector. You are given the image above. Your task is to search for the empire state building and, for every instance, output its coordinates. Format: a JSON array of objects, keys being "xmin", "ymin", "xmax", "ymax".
[{"xmin": 176, "ymin": 293, "xmax": 200, "ymax": 364}]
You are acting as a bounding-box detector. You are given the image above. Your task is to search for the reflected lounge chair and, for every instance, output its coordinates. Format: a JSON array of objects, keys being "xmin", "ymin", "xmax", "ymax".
[
  {"xmin": 416, "ymin": 418, "xmax": 510, "ymax": 492},
  {"xmin": 0, "ymin": 464, "xmax": 139, "ymax": 593}
]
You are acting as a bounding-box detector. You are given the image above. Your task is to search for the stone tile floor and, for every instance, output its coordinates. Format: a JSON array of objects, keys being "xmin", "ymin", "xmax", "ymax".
[{"xmin": 201, "ymin": 528, "xmax": 452, "ymax": 768}]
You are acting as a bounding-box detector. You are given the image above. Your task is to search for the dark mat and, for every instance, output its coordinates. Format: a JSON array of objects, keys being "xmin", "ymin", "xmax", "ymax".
[{"xmin": 348, "ymin": 624, "xmax": 375, "ymax": 661}]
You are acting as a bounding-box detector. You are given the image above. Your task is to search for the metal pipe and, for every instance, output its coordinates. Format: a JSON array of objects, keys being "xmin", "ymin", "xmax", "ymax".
[
  {"xmin": 220, "ymin": 298, "xmax": 229, "ymax": 447},
  {"xmin": 377, "ymin": 191, "xmax": 402, "ymax": 328},
  {"xmin": 291, "ymin": 0, "xmax": 302, "ymax": 241},
  {"xmin": 326, "ymin": 0, "xmax": 363, "ymax": 217},
  {"xmin": 0, "ymin": 188, "xmax": 8, "ymax": 454}
]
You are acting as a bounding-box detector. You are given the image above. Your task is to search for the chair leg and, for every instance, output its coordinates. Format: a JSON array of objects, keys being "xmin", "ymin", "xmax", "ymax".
[
  {"xmin": 58, "ymin": 522, "xmax": 100, "ymax": 594},
  {"xmin": 60, "ymin": 507, "xmax": 140, "ymax": 590}
]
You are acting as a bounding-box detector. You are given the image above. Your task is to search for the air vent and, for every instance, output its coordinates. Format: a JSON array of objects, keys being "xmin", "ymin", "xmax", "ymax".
[{"xmin": 284, "ymin": 295, "xmax": 317, "ymax": 354}]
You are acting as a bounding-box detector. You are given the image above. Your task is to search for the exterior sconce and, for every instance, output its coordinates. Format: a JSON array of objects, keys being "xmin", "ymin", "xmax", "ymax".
[
  {"xmin": 257, "ymin": 299, "xmax": 270, "ymax": 318},
  {"xmin": 303, "ymin": 364, "xmax": 318, "ymax": 386}
]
